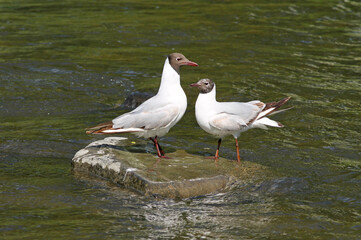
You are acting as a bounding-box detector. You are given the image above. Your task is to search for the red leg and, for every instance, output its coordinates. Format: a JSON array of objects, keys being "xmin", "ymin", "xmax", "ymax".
[
  {"xmin": 206, "ymin": 138, "xmax": 222, "ymax": 161},
  {"xmin": 149, "ymin": 137, "xmax": 162, "ymax": 157},
  {"xmin": 149, "ymin": 136, "xmax": 168, "ymax": 158},
  {"xmin": 154, "ymin": 136, "xmax": 166, "ymax": 156},
  {"xmin": 235, "ymin": 138, "xmax": 241, "ymax": 162},
  {"xmin": 215, "ymin": 138, "xmax": 222, "ymax": 161}
]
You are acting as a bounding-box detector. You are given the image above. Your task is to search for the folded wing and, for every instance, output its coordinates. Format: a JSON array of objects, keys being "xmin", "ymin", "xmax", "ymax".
[
  {"xmin": 209, "ymin": 113, "xmax": 249, "ymax": 131},
  {"xmin": 112, "ymin": 104, "xmax": 179, "ymax": 130},
  {"xmin": 209, "ymin": 101, "xmax": 262, "ymax": 131}
]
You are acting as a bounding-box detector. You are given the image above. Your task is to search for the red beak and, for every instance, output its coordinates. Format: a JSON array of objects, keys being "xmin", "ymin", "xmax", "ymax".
[
  {"xmin": 181, "ymin": 61, "xmax": 198, "ymax": 67},
  {"xmin": 190, "ymin": 83, "xmax": 201, "ymax": 87}
]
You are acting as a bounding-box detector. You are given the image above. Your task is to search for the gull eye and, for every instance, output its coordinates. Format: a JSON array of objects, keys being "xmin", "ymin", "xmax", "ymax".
[{"xmin": 176, "ymin": 57, "xmax": 182, "ymax": 61}]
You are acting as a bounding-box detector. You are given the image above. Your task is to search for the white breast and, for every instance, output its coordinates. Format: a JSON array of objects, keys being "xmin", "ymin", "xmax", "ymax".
[
  {"xmin": 194, "ymin": 87, "xmax": 222, "ymax": 136},
  {"xmin": 156, "ymin": 58, "xmax": 187, "ymax": 129}
]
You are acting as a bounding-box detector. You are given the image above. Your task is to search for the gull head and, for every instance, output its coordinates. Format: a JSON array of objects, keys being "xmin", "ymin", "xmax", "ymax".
[
  {"xmin": 168, "ymin": 53, "xmax": 198, "ymax": 74},
  {"xmin": 190, "ymin": 78, "xmax": 215, "ymax": 94}
]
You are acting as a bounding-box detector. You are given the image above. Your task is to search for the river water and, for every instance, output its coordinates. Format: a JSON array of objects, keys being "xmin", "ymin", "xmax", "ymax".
[{"xmin": 1, "ymin": 0, "xmax": 360, "ymax": 239}]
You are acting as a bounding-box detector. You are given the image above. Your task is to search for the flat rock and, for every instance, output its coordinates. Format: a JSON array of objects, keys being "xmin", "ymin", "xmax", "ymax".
[{"xmin": 72, "ymin": 137, "xmax": 268, "ymax": 199}]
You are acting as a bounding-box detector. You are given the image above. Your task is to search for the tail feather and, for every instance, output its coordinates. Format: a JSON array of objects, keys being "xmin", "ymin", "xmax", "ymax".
[
  {"xmin": 267, "ymin": 106, "xmax": 293, "ymax": 117},
  {"xmin": 252, "ymin": 97, "xmax": 291, "ymax": 129},
  {"xmin": 252, "ymin": 117, "xmax": 283, "ymax": 129},
  {"xmin": 256, "ymin": 97, "xmax": 291, "ymax": 120},
  {"xmin": 102, "ymin": 128, "xmax": 145, "ymax": 134},
  {"xmin": 264, "ymin": 97, "xmax": 291, "ymax": 111},
  {"xmin": 86, "ymin": 121, "xmax": 114, "ymax": 134},
  {"xmin": 86, "ymin": 121, "xmax": 145, "ymax": 135}
]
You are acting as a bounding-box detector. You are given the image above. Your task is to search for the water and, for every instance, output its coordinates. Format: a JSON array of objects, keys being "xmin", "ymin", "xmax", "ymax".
[{"xmin": 1, "ymin": 0, "xmax": 360, "ymax": 239}]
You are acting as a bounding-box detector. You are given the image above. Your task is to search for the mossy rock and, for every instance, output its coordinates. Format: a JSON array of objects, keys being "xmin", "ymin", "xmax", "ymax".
[{"xmin": 72, "ymin": 137, "xmax": 268, "ymax": 199}]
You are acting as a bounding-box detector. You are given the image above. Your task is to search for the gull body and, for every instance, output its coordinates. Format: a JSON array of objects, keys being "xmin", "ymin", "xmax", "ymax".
[
  {"xmin": 191, "ymin": 79, "xmax": 291, "ymax": 162},
  {"xmin": 87, "ymin": 53, "xmax": 198, "ymax": 158}
]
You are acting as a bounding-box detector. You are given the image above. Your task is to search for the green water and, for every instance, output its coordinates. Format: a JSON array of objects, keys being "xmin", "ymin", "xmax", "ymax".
[{"xmin": 1, "ymin": 0, "xmax": 360, "ymax": 239}]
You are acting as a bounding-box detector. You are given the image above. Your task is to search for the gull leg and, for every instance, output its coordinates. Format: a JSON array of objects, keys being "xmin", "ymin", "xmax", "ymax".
[
  {"xmin": 214, "ymin": 138, "xmax": 222, "ymax": 161},
  {"xmin": 235, "ymin": 138, "xmax": 241, "ymax": 162},
  {"xmin": 206, "ymin": 138, "xmax": 222, "ymax": 161},
  {"xmin": 149, "ymin": 136, "xmax": 168, "ymax": 158},
  {"xmin": 154, "ymin": 136, "xmax": 166, "ymax": 156},
  {"xmin": 149, "ymin": 137, "xmax": 162, "ymax": 157}
]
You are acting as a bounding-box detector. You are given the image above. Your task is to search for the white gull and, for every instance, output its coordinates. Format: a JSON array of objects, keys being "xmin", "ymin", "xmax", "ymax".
[
  {"xmin": 190, "ymin": 78, "xmax": 291, "ymax": 162},
  {"xmin": 87, "ymin": 53, "xmax": 198, "ymax": 158}
]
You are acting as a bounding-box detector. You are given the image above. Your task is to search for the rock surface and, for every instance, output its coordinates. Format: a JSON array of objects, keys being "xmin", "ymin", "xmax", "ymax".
[
  {"xmin": 117, "ymin": 91, "xmax": 154, "ymax": 110},
  {"xmin": 72, "ymin": 137, "xmax": 268, "ymax": 199}
]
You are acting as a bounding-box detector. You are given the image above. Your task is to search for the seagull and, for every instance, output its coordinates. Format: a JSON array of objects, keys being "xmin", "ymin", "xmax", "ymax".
[
  {"xmin": 87, "ymin": 53, "xmax": 198, "ymax": 158},
  {"xmin": 190, "ymin": 78, "xmax": 291, "ymax": 163}
]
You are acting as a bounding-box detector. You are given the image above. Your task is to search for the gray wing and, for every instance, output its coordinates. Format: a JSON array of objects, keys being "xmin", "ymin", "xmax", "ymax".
[
  {"xmin": 209, "ymin": 101, "xmax": 262, "ymax": 131},
  {"xmin": 112, "ymin": 104, "xmax": 179, "ymax": 130},
  {"xmin": 209, "ymin": 113, "xmax": 248, "ymax": 131}
]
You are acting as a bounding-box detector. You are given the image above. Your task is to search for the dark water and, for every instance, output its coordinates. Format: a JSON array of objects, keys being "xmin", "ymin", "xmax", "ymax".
[{"xmin": 1, "ymin": 0, "xmax": 360, "ymax": 239}]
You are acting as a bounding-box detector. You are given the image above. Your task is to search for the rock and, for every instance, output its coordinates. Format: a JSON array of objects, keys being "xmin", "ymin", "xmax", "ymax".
[
  {"xmin": 72, "ymin": 137, "xmax": 268, "ymax": 199},
  {"xmin": 118, "ymin": 91, "xmax": 154, "ymax": 110}
]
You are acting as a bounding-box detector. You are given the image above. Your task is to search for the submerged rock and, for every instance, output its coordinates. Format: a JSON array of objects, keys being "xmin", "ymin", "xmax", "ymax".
[
  {"xmin": 72, "ymin": 137, "xmax": 267, "ymax": 199},
  {"xmin": 118, "ymin": 91, "xmax": 154, "ymax": 110}
]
